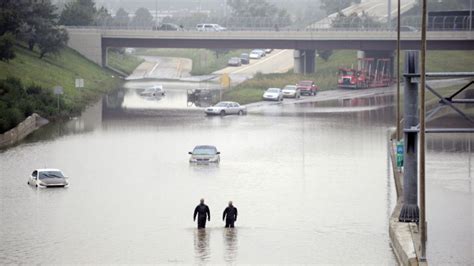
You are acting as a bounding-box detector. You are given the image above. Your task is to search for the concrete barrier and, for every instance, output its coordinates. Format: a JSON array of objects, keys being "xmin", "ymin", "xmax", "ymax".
[
  {"xmin": 0, "ymin": 113, "xmax": 48, "ymax": 149},
  {"xmin": 388, "ymin": 139, "xmax": 428, "ymax": 266}
]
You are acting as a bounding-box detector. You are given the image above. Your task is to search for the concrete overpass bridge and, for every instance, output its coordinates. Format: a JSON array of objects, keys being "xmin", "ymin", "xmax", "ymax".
[{"xmin": 66, "ymin": 28, "xmax": 474, "ymax": 74}]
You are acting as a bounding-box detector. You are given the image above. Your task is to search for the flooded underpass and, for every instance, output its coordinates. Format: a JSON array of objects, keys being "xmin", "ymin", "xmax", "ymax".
[{"xmin": 0, "ymin": 80, "xmax": 472, "ymax": 264}]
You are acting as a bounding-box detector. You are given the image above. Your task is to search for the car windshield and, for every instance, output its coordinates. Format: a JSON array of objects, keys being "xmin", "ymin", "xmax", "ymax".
[
  {"xmin": 215, "ymin": 102, "xmax": 228, "ymax": 107},
  {"xmin": 267, "ymin": 88, "xmax": 280, "ymax": 93},
  {"xmin": 39, "ymin": 171, "xmax": 65, "ymax": 179},
  {"xmin": 298, "ymin": 81, "xmax": 312, "ymax": 86},
  {"xmin": 284, "ymin": 86, "xmax": 296, "ymax": 91},
  {"xmin": 193, "ymin": 147, "xmax": 217, "ymax": 155}
]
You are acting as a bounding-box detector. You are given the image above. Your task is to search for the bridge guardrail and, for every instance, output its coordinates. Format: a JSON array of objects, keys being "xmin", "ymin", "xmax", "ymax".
[{"xmin": 72, "ymin": 15, "xmax": 473, "ymax": 33}]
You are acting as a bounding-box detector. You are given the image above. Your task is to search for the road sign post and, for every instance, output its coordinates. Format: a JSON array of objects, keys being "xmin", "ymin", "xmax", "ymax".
[{"xmin": 53, "ymin": 86, "xmax": 64, "ymax": 112}]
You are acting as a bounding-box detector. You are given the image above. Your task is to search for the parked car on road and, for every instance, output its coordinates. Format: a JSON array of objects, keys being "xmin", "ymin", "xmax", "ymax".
[
  {"xmin": 256, "ymin": 49, "xmax": 266, "ymax": 57},
  {"xmin": 297, "ymin": 80, "xmax": 318, "ymax": 96},
  {"xmin": 140, "ymin": 85, "xmax": 165, "ymax": 97},
  {"xmin": 227, "ymin": 57, "xmax": 242, "ymax": 66},
  {"xmin": 196, "ymin": 24, "xmax": 226, "ymax": 32},
  {"xmin": 205, "ymin": 101, "xmax": 247, "ymax": 116},
  {"xmin": 282, "ymin": 85, "xmax": 300, "ymax": 98},
  {"xmin": 263, "ymin": 88, "xmax": 283, "ymax": 101},
  {"xmin": 240, "ymin": 53, "xmax": 250, "ymax": 64},
  {"xmin": 28, "ymin": 169, "xmax": 69, "ymax": 188},
  {"xmin": 249, "ymin": 50, "xmax": 262, "ymax": 59},
  {"xmin": 189, "ymin": 145, "xmax": 220, "ymax": 164}
]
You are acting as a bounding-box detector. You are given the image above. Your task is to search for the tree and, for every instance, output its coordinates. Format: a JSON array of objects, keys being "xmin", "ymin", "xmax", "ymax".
[
  {"xmin": 331, "ymin": 11, "xmax": 382, "ymax": 29},
  {"xmin": 226, "ymin": 0, "xmax": 292, "ymax": 29},
  {"xmin": 131, "ymin": 8, "xmax": 153, "ymax": 27},
  {"xmin": 59, "ymin": 0, "xmax": 97, "ymax": 26},
  {"xmin": 37, "ymin": 27, "xmax": 69, "ymax": 58},
  {"xmin": 114, "ymin": 8, "xmax": 129, "ymax": 27},
  {"xmin": 320, "ymin": 0, "xmax": 361, "ymax": 16},
  {"xmin": 0, "ymin": 33, "xmax": 16, "ymax": 61},
  {"xmin": 96, "ymin": 6, "xmax": 112, "ymax": 26},
  {"xmin": 18, "ymin": 1, "xmax": 58, "ymax": 51}
]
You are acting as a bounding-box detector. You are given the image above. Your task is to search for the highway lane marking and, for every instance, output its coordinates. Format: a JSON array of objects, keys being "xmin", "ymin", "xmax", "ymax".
[{"xmin": 231, "ymin": 49, "xmax": 291, "ymax": 74}]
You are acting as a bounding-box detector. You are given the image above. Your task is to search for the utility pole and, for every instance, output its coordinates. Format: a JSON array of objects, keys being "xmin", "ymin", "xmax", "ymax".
[
  {"xmin": 419, "ymin": 0, "xmax": 428, "ymax": 261},
  {"xmin": 470, "ymin": 0, "xmax": 473, "ymax": 32},
  {"xmin": 396, "ymin": 0, "xmax": 401, "ymax": 140},
  {"xmin": 388, "ymin": 0, "xmax": 392, "ymax": 29}
]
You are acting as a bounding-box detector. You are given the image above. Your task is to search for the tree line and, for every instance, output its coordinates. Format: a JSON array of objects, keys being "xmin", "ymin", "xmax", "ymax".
[{"xmin": 0, "ymin": 0, "xmax": 68, "ymax": 61}]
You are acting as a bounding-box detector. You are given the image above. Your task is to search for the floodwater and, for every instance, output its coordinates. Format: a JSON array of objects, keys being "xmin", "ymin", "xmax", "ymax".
[{"xmin": 0, "ymin": 80, "xmax": 471, "ymax": 264}]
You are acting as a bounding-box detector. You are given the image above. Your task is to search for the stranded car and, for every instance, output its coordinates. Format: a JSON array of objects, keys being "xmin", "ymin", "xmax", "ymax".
[
  {"xmin": 297, "ymin": 80, "xmax": 318, "ymax": 96},
  {"xmin": 189, "ymin": 145, "xmax": 221, "ymax": 164},
  {"xmin": 282, "ymin": 85, "xmax": 300, "ymax": 98},
  {"xmin": 227, "ymin": 57, "xmax": 242, "ymax": 67},
  {"xmin": 263, "ymin": 88, "xmax": 283, "ymax": 101},
  {"xmin": 28, "ymin": 169, "xmax": 69, "ymax": 188},
  {"xmin": 140, "ymin": 85, "xmax": 165, "ymax": 97},
  {"xmin": 249, "ymin": 50, "xmax": 262, "ymax": 59},
  {"xmin": 205, "ymin": 101, "xmax": 247, "ymax": 116},
  {"xmin": 240, "ymin": 53, "xmax": 250, "ymax": 64}
]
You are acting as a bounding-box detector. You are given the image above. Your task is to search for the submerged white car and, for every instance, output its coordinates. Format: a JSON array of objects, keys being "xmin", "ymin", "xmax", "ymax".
[
  {"xmin": 262, "ymin": 88, "xmax": 283, "ymax": 101},
  {"xmin": 28, "ymin": 169, "xmax": 69, "ymax": 188},
  {"xmin": 205, "ymin": 101, "xmax": 247, "ymax": 116},
  {"xmin": 189, "ymin": 145, "xmax": 221, "ymax": 164},
  {"xmin": 140, "ymin": 85, "xmax": 165, "ymax": 97}
]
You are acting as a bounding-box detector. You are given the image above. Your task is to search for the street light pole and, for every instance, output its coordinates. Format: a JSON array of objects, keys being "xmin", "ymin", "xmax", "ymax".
[
  {"xmin": 388, "ymin": 0, "xmax": 392, "ymax": 29},
  {"xmin": 419, "ymin": 0, "xmax": 428, "ymax": 261},
  {"xmin": 396, "ymin": 0, "xmax": 401, "ymax": 140}
]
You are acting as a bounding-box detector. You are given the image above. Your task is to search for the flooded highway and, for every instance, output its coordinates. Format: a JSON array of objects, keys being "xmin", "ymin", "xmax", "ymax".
[{"xmin": 0, "ymin": 80, "xmax": 472, "ymax": 264}]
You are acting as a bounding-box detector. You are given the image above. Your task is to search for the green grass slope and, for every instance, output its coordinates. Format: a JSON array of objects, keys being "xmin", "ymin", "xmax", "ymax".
[{"xmin": 0, "ymin": 45, "xmax": 119, "ymax": 111}]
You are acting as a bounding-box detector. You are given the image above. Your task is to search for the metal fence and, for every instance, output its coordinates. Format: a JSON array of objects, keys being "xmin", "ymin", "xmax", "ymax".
[{"xmin": 87, "ymin": 15, "xmax": 473, "ymax": 32}]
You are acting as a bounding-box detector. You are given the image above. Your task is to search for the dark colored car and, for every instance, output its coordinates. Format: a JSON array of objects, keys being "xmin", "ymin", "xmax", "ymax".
[
  {"xmin": 240, "ymin": 53, "xmax": 250, "ymax": 64},
  {"xmin": 153, "ymin": 23, "xmax": 181, "ymax": 31},
  {"xmin": 228, "ymin": 57, "xmax": 242, "ymax": 67},
  {"xmin": 297, "ymin": 80, "xmax": 319, "ymax": 96}
]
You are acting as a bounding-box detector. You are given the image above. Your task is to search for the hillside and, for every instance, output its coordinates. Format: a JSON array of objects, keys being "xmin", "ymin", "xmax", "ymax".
[{"xmin": 0, "ymin": 44, "xmax": 120, "ymax": 112}]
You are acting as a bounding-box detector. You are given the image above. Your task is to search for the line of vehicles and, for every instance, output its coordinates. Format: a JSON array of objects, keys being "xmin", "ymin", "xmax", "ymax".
[{"xmin": 227, "ymin": 49, "xmax": 273, "ymax": 67}]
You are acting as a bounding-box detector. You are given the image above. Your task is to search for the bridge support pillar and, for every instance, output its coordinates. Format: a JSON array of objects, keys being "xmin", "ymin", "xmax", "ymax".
[
  {"xmin": 399, "ymin": 50, "xmax": 420, "ymax": 223},
  {"xmin": 294, "ymin": 49, "xmax": 316, "ymax": 74},
  {"xmin": 101, "ymin": 46, "xmax": 108, "ymax": 67}
]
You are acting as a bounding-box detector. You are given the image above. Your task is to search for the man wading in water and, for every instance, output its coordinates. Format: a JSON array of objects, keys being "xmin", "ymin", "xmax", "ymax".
[
  {"xmin": 222, "ymin": 201, "xmax": 238, "ymax": 228},
  {"xmin": 193, "ymin": 198, "xmax": 210, "ymax": 229}
]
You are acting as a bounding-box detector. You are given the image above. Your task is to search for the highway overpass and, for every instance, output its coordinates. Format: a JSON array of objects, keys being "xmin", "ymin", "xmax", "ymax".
[{"xmin": 66, "ymin": 28, "xmax": 474, "ymax": 72}]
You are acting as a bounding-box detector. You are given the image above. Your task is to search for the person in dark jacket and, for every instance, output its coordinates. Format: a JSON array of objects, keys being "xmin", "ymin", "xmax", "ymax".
[
  {"xmin": 194, "ymin": 198, "xmax": 211, "ymax": 229},
  {"xmin": 222, "ymin": 201, "xmax": 238, "ymax": 228}
]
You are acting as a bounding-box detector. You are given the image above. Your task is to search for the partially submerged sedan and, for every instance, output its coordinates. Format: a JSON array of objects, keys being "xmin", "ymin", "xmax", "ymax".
[
  {"xmin": 189, "ymin": 145, "xmax": 221, "ymax": 164},
  {"xmin": 282, "ymin": 85, "xmax": 300, "ymax": 98},
  {"xmin": 28, "ymin": 169, "xmax": 69, "ymax": 188},
  {"xmin": 140, "ymin": 85, "xmax": 165, "ymax": 97},
  {"xmin": 262, "ymin": 88, "xmax": 283, "ymax": 101},
  {"xmin": 205, "ymin": 101, "xmax": 247, "ymax": 116}
]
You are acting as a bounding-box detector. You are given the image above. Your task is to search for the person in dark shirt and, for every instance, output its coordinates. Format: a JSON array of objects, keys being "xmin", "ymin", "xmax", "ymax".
[
  {"xmin": 222, "ymin": 201, "xmax": 238, "ymax": 228},
  {"xmin": 193, "ymin": 198, "xmax": 211, "ymax": 229}
]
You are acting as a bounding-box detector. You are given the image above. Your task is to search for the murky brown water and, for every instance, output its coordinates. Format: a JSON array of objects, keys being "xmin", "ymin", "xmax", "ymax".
[{"xmin": 0, "ymin": 81, "xmax": 471, "ymax": 264}]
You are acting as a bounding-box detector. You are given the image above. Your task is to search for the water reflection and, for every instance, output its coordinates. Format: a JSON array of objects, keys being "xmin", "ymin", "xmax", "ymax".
[
  {"xmin": 193, "ymin": 229, "xmax": 210, "ymax": 263},
  {"xmin": 223, "ymin": 228, "xmax": 238, "ymax": 262}
]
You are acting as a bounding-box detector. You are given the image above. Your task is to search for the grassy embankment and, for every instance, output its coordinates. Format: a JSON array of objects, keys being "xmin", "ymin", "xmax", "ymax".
[
  {"xmin": 223, "ymin": 50, "xmax": 474, "ymax": 104},
  {"xmin": 107, "ymin": 50, "xmax": 144, "ymax": 75},
  {"xmin": 0, "ymin": 44, "xmax": 121, "ymax": 133},
  {"xmin": 135, "ymin": 48, "xmax": 247, "ymax": 75}
]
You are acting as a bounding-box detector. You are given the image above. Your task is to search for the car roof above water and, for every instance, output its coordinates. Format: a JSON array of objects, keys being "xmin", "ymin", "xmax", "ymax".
[
  {"xmin": 35, "ymin": 168, "xmax": 63, "ymax": 172},
  {"xmin": 194, "ymin": 145, "xmax": 217, "ymax": 149}
]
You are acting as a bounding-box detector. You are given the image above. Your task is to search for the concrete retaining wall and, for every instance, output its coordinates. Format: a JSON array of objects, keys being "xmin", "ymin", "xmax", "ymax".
[
  {"xmin": 67, "ymin": 29, "xmax": 103, "ymax": 66},
  {"xmin": 0, "ymin": 113, "xmax": 48, "ymax": 149},
  {"xmin": 388, "ymin": 139, "xmax": 426, "ymax": 266}
]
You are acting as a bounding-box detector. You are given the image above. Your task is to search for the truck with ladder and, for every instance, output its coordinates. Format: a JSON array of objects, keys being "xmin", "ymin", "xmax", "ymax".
[{"xmin": 338, "ymin": 58, "xmax": 392, "ymax": 89}]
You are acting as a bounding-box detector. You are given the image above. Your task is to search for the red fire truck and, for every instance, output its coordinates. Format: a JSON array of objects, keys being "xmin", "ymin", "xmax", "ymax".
[{"xmin": 338, "ymin": 58, "xmax": 392, "ymax": 89}]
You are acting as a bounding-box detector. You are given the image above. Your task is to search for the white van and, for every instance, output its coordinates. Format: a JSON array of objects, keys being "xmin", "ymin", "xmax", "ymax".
[{"xmin": 196, "ymin": 24, "xmax": 226, "ymax": 32}]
